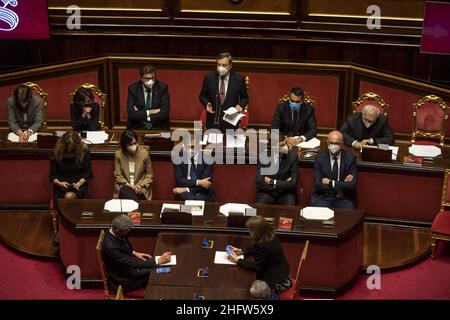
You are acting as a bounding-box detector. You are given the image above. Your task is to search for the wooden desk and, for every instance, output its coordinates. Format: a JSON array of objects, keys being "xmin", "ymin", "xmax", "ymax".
[
  {"xmin": 145, "ymin": 232, "xmax": 255, "ymax": 299},
  {"xmin": 58, "ymin": 199, "xmax": 364, "ymax": 295}
]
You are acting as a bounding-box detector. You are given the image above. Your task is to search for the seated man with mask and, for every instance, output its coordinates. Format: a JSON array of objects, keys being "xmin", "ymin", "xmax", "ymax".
[
  {"xmin": 340, "ymin": 104, "xmax": 394, "ymax": 150},
  {"xmin": 102, "ymin": 214, "xmax": 172, "ymax": 293},
  {"xmin": 126, "ymin": 65, "xmax": 170, "ymax": 130},
  {"xmin": 271, "ymin": 87, "xmax": 317, "ymax": 148},
  {"xmin": 311, "ymin": 131, "xmax": 357, "ymax": 209},
  {"xmin": 255, "ymin": 137, "xmax": 299, "ymax": 205},
  {"xmin": 173, "ymin": 137, "xmax": 215, "ymax": 202}
]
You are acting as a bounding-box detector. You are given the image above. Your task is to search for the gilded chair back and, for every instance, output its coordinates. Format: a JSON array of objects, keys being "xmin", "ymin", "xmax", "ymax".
[
  {"xmin": 352, "ymin": 92, "xmax": 389, "ymax": 117},
  {"xmin": 95, "ymin": 230, "xmax": 111, "ymax": 300},
  {"xmin": 412, "ymin": 95, "xmax": 448, "ymax": 146}
]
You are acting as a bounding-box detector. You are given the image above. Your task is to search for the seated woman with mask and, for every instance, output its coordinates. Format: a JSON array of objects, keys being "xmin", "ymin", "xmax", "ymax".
[
  {"xmin": 70, "ymin": 87, "xmax": 100, "ymax": 131},
  {"xmin": 50, "ymin": 131, "xmax": 93, "ymax": 209},
  {"xmin": 114, "ymin": 130, "xmax": 154, "ymax": 201}
]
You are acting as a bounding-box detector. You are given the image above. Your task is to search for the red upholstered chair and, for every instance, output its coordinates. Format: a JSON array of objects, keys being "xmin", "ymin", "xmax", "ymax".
[
  {"xmin": 200, "ymin": 76, "xmax": 249, "ymax": 129},
  {"xmin": 411, "ymin": 95, "xmax": 448, "ymax": 146},
  {"xmin": 352, "ymin": 92, "xmax": 389, "ymax": 117},
  {"xmin": 279, "ymin": 240, "xmax": 309, "ymax": 300},
  {"xmin": 431, "ymin": 169, "xmax": 450, "ymax": 258},
  {"xmin": 96, "ymin": 230, "xmax": 145, "ymax": 299},
  {"xmin": 70, "ymin": 83, "xmax": 108, "ymax": 130},
  {"xmin": 23, "ymin": 82, "xmax": 48, "ymax": 128}
]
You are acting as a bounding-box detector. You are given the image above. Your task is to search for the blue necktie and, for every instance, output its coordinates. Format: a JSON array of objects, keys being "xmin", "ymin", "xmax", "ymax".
[{"xmin": 190, "ymin": 159, "xmax": 198, "ymax": 181}]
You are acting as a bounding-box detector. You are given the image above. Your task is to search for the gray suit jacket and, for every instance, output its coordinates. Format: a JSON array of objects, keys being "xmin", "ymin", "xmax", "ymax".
[{"xmin": 7, "ymin": 95, "xmax": 44, "ymax": 134}]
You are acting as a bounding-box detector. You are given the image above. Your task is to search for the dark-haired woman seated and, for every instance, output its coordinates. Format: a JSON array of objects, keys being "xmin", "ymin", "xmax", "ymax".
[
  {"xmin": 50, "ymin": 131, "xmax": 93, "ymax": 209},
  {"xmin": 70, "ymin": 87, "xmax": 100, "ymax": 131},
  {"xmin": 114, "ymin": 130, "xmax": 154, "ymax": 201}
]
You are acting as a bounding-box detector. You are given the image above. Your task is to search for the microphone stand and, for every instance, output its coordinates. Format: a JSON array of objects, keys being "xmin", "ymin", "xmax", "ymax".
[{"xmin": 213, "ymin": 93, "xmax": 222, "ymax": 127}]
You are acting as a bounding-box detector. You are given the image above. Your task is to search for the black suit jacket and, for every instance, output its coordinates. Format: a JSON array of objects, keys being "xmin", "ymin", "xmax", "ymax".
[
  {"xmin": 174, "ymin": 156, "xmax": 215, "ymax": 198},
  {"xmin": 312, "ymin": 150, "xmax": 357, "ymax": 203},
  {"xmin": 340, "ymin": 112, "xmax": 394, "ymax": 146},
  {"xmin": 237, "ymin": 237, "xmax": 290, "ymax": 288},
  {"xmin": 70, "ymin": 102, "xmax": 100, "ymax": 131},
  {"xmin": 256, "ymin": 148, "xmax": 299, "ymax": 198},
  {"xmin": 199, "ymin": 71, "xmax": 249, "ymax": 131},
  {"xmin": 271, "ymin": 101, "xmax": 317, "ymax": 140},
  {"xmin": 126, "ymin": 80, "xmax": 170, "ymax": 130},
  {"xmin": 101, "ymin": 230, "xmax": 156, "ymax": 292}
]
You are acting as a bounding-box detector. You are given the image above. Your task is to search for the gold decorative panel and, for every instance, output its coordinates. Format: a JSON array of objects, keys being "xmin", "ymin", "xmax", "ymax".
[
  {"xmin": 179, "ymin": 0, "xmax": 291, "ymax": 15},
  {"xmin": 48, "ymin": 0, "xmax": 163, "ymax": 11}
]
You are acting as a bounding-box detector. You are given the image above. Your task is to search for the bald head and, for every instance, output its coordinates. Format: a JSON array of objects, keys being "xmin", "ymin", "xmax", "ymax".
[{"xmin": 328, "ymin": 130, "xmax": 343, "ymax": 144}]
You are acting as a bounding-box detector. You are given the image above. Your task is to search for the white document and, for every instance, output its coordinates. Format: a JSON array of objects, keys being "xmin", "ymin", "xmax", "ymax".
[
  {"xmin": 226, "ymin": 134, "xmax": 246, "ymax": 148},
  {"xmin": 85, "ymin": 131, "xmax": 108, "ymax": 144},
  {"xmin": 160, "ymin": 132, "xmax": 171, "ymax": 139},
  {"xmin": 55, "ymin": 131, "xmax": 66, "ymax": 137},
  {"xmin": 155, "ymin": 255, "xmax": 177, "ymax": 266},
  {"xmin": 200, "ymin": 134, "xmax": 209, "ymax": 145},
  {"xmin": 219, "ymin": 203, "xmax": 253, "ymax": 217},
  {"xmin": 214, "ymin": 251, "xmax": 244, "ymax": 265},
  {"xmin": 409, "ymin": 144, "xmax": 442, "ymax": 158},
  {"xmin": 161, "ymin": 203, "xmax": 181, "ymax": 213},
  {"xmin": 104, "ymin": 199, "xmax": 139, "ymax": 212},
  {"xmin": 223, "ymin": 112, "xmax": 246, "ymax": 127},
  {"xmin": 297, "ymin": 137, "xmax": 321, "ymax": 149},
  {"xmin": 300, "ymin": 206, "xmax": 334, "ymax": 220},
  {"xmin": 389, "ymin": 146, "xmax": 399, "ymax": 161},
  {"xmin": 223, "ymin": 107, "xmax": 239, "ymax": 115},
  {"xmin": 207, "ymin": 133, "xmax": 223, "ymax": 144},
  {"xmin": 184, "ymin": 200, "xmax": 205, "ymax": 216},
  {"xmin": 8, "ymin": 132, "xmax": 37, "ymax": 143}
]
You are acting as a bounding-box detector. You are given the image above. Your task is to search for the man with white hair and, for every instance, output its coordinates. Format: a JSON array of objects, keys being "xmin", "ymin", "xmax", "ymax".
[
  {"xmin": 340, "ymin": 104, "xmax": 394, "ymax": 150},
  {"xmin": 102, "ymin": 214, "xmax": 172, "ymax": 293},
  {"xmin": 250, "ymin": 280, "xmax": 272, "ymax": 300}
]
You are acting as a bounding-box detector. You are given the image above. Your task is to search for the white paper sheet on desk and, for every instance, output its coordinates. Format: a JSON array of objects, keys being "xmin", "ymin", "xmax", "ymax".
[
  {"xmin": 297, "ymin": 137, "xmax": 321, "ymax": 149},
  {"xmin": 8, "ymin": 132, "xmax": 37, "ymax": 143},
  {"xmin": 207, "ymin": 133, "xmax": 223, "ymax": 144},
  {"xmin": 161, "ymin": 203, "xmax": 181, "ymax": 212},
  {"xmin": 185, "ymin": 200, "xmax": 205, "ymax": 216},
  {"xmin": 223, "ymin": 112, "xmax": 246, "ymax": 127},
  {"xmin": 104, "ymin": 199, "xmax": 139, "ymax": 212},
  {"xmin": 155, "ymin": 255, "xmax": 177, "ymax": 266},
  {"xmin": 214, "ymin": 251, "xmax": 244, "ymax": 265},
  {"xmin": 121, "ymin": 199, "xmax": 139, "ymax": 212},
  {"xmin": 219, "ymin": 203, "xmax": 253, "ymax": 217},
  {"xmin": 300, "ymin": 206, "xmax": 334, "ymax": 220},
  {"xmin": 409, "ymin": 144, "xmax": 442, "ymax": 158},
  {"xmin": 85, "ymin": 131, "xmax": 108, "ymax": 144},
  {"xmin": 389, "ymin": 146, "xmax": 399, "ymax": 160},
  {"xmin": 226, "ymin": 134, "xmax": 246, "ymax": 148}
]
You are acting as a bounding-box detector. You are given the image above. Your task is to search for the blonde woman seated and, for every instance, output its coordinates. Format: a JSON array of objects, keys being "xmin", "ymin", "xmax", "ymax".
[{"xmin": 114, "ymin": 130, "xmax": 154, "ymax": 201}]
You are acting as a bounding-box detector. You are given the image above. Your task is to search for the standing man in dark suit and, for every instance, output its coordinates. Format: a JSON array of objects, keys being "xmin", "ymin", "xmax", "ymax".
[
  {"xmin": 102, "ymin": 215, "xmax": 171, "ymax": 293},
  {"xmin": 311, "ymin": 131, "xmax": 357, "ymax": 209},
  {"xmin": 173, "ymin": 138, "xmax": 215, "ymax": 201},
  {"xmin": 255, "ymin": 139, "xmax": 299, "ymax": 205},
  {"xmin": 199, "ymin": 52, "xmax": 249, "ymax": 132},
  {"xmin": 340, "ymin": 104, "xmax": 394, "ymax": 150},
  {"xmin": 271, "ymin": 87, "xmax": 317, "ymax": 148},
  {"xmin": 126, "ymin": 65, "xmax": 170, "ymax": 130}
]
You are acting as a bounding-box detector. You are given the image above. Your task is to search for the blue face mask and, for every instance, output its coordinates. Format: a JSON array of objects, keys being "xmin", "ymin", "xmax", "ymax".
[{"xmin": 289, "ymin": 101, "xmax": 301, "ymax": 111}]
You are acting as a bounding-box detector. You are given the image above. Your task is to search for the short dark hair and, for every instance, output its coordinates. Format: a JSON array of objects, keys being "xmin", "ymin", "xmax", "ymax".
[
  {"xmin": 120, "ymin": 130, "xmax": 138, "ymax": 155},
  {"xmin": 73, "ymin": 87, "xmax": 94, "ymax": 105},
  {"xmin": 13, "ymin": 84, "xmax": 32, "ymax": 109},
  {"xmin": 290, "ymin": 87, "xmax": 305, "ymax": 98},
  {"xmin": 216, "ymin": 52, "xmax": 233, "ymax": 63},
  {"xmin": 139, "ymin": 65, "xmax": 157, "ymax": 77}
]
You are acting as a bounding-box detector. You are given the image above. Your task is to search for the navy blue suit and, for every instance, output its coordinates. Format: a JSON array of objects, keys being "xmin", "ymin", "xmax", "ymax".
[
  {"xmin": 311, "ymin": 150, "xmax": 357, "ymax": 209},
  {"xmin": 271, "ymin": 101, "xmax": 317, "ymax": 140},
  {"xmin": 174, "ymin": 157, "xmax": 215, "ymax": 202}
]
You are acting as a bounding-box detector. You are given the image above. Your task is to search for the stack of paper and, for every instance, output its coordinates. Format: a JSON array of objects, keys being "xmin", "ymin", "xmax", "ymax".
[
  {"xmin": 214, "ymin": 251, "xmax": 244, "ymax": 265},
  {"xmin": 388, "ymin": 146, "xmax": 399, "ymax": 160},
  {"xmin": 223, "ymin": 107, "xmax": 246, "ymax": 126},
  {"xmin": 226, "ymin": 134, "xmax": 246, "ymax": 148},
  {"xmin": 219, "ymin": 203, "xmax": 253, "ymax": 217},
  {"xmin": 297, "ymin": 137, "xmax": 321, "ymax": 149},
  {"xmin": 161, "ymin": 203, "xmax": 181, "ymax": 213},
  {"xmin": 8, "ymin": 132, "xmax": 38, "ymax": 143},
  {"xmin": 409, "ymin": 144, "xmax": 442, "ymax": 158},
  {"xmin": 202, "ymin": 133, "xmax": 223, "ymax": 144},
  {"xmin": 155, "ymin": 255, "xmax": 177, "ymax": 266},
  {"xmin": 300, "ymin": 206, "xmax": 334, "ymax": 220},
  {"xmin": 104, "ymin": 199, "xmax": 139, "ymax": 212},
  {"xmin": 85, "ymin": 131, "xmax": 109, "ymax": 144},
  {"xmin": 185, "ymin": 200, "xmax": 205, "ymax": 216}
]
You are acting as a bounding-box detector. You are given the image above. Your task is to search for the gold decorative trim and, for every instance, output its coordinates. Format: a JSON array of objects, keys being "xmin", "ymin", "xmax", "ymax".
[
  {"xmin": 411, "ymin": 95, "xmax": 449, "ymax": 146},
  {"xmin": 49, "ymin": 6, "xmax": 162, "ymax": 12},
  {"xmin": 308, "ymin": 13, "xmax": 422, "ymax": 22},
  {"xmin": 279, "ymin": 92, "xmax": 316, "ymax": 106},
  {"xmin": 441, "ymin": 169, "xmax": 450, "ymax": 211},
  {"xmin": 70, "ymin": 83, "xmax": 108, "ymax": 130},
  {"xmin": 180, "ymin": 9, "xmax": 290, "ymax": 15},
  {"xmin": 352, "ymin": 92, "xmax": 390, "ymax": 117}
]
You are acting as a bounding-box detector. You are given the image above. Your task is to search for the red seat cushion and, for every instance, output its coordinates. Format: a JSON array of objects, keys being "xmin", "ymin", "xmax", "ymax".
[
  {"xmin": 125, "ymin": 288, "xmax": 145, "ymax": 299},
  {"xmin": 279, "ymin": 278, "xmax": 297, "ymax": 300},
  {"xmin": 431, "ymin": 211, "xmax": 450, "ymax": 235}
]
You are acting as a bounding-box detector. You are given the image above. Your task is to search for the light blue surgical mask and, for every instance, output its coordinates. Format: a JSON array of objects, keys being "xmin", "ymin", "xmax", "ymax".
[{"xmin": 289, "ymin": 101, "xmax": 301, "ymax": 111}]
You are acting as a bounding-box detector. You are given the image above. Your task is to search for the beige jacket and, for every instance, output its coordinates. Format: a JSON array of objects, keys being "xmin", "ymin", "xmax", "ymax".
[{"xmin": 114, "ymin": 147, "xmax": 154, "ymax": 199}]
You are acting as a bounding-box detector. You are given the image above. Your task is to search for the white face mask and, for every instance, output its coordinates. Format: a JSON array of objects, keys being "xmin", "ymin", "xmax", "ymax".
[
  {"xmin": 363, "ymin": 118, "xmax": 374, "ymax": 128},
  {"xmin": 127, "ymin": 144, "xmax": 137, "ymax": 153},
  {"xmin": 279, "ymin": 145, "xmax": 289, "ymax": 155},
  {"xmin": 217, "ymin": 66, "xmax": 229, "ymax": 77},
  {"xmin": 144, "ymin": 79, "xmax": 155, "ymax": 89},
  {"xmin": 328, "ymin": 144, "xmax": 341, "ymax": 155}
]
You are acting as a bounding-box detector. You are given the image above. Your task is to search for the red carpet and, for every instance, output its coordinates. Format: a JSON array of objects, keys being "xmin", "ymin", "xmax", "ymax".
[{"xmin": 1, "ymin": 241, "xmax": 450, "ymax": 300}]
